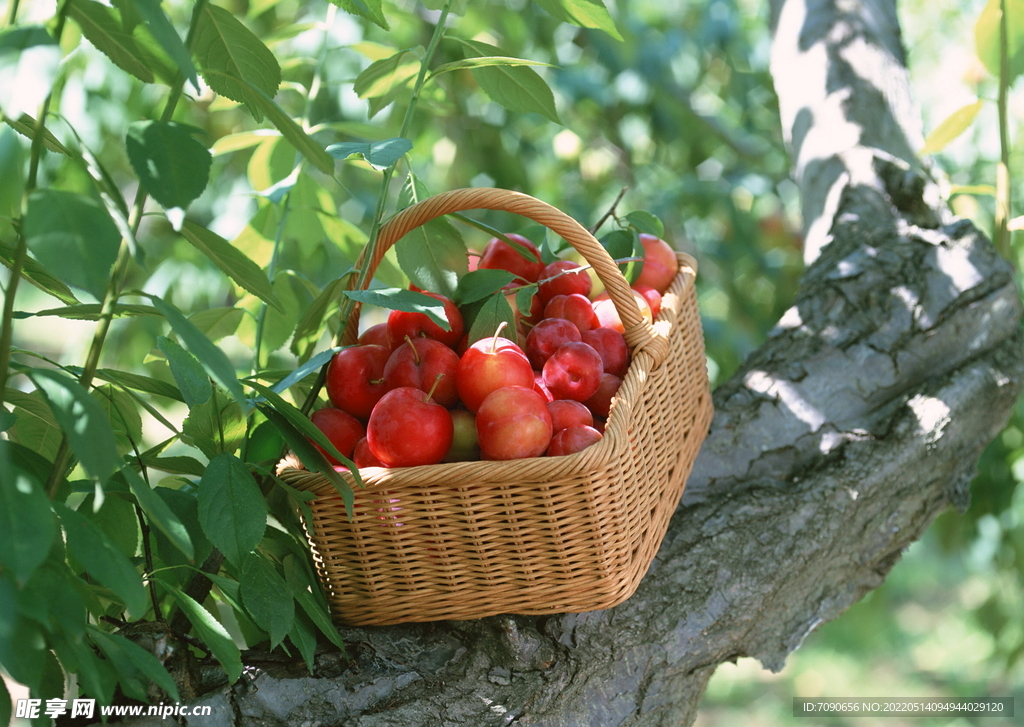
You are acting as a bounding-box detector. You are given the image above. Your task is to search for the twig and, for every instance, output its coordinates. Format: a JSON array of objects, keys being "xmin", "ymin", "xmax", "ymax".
[{"xmin": 589, "ymin": 186, "xmax": 629, "ymax": 235}]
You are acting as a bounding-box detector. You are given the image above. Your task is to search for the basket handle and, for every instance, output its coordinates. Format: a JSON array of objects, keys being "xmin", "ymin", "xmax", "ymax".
[{"xmin": 344, "ymin": 187, "xmax": 670, "ymax": 364}]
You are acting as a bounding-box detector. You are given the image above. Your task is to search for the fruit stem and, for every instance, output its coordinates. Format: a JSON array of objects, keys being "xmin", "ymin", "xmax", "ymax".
[
  {"xmin": 490, "ymin": 320, "xmax": 509, "ymax": 354},
  {"xmin": 405, "ymin": 334, "xmax": 420, "ymax": 364},
  {"xmin": 424, "ymin": 373, "xmax": 444, "ymax": 402}
]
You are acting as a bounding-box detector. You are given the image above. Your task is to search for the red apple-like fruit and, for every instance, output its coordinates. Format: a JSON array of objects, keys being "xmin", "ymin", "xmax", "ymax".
[
  {"xmin": 357, "ymin": 322, "xmax": 391, "ymax": 350},
  {"xmin": 455, "ymin": 332, "xmax": 535, "ymax": 413},
  {"xmin": 366, "ymin": 387, "xmax": 453, "ymax": 468},
  {"xmin": 583, "ymin": 372, "xmax": 623, "ymax": 418},
  {"xmin": 635, "ymin": 234, "xmax": 679, "ymax": 294},
  {"xmin": 538, "ymin": 260, "xmax": 592, "ymax": 302},
  {"xmin": 591, "ymin": 293, "xmax": 652, "ymax": 334},
  {"xmin": 443, "ymin": 409, "xmax": 480, "ymax": 462},
  {"xmin": 353, "ymin": 436, "xmax": 385, "ymax": 468},
  {"xmin": 547, "ymin": 399, "xmax": 594, "ymax": 433},
  {"xmin": 547, "ymin": 425, "xmax": 603, "ymax": 457},
  {"xmin": 533, "ymin": 371, "xmax": 554, "ymax": 403},
  {"xmin": 581, "ymin": 327, "xmax": 630, "ymax": 377},
  {"xmin": 542, "ymin": 341, "xmax": 603, "ymax": 402},
  {"xmin": 478, "ymin": 233, "xmax": 545, "ymax": 283},
  {"xmin": 525, "ymin": 317, "xmax": 581, "ymax": 369},
  {"xmin": 383, "ymin": 337, "xmax": 460, "ymax": 408},
  {"xmin": 310, "ymin": 407, "xmax": 365, "ymax": 465},
  {"xmin": 326, "ymin": 344, "xmax": 390, "ymax": 420},
  {"xmin": 631, "ymin": 284, "xmax": 662, "ymax": 319},
  {"xmin": 543, "ymin": 293, "xmax": 599, "ymax": 332},
  {"xmin": 387, "ymin": 291, "xmax": 464, "ymax": 349},
  {"xmin": 476, "ymin": 386, "xmax": 553, "ymax": 460}
]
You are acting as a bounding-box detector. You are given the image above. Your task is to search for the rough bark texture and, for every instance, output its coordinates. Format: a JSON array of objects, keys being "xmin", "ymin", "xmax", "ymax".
[{"xmin": 101, "ymin": 0, "xmax": 1024, "ymax": 724}]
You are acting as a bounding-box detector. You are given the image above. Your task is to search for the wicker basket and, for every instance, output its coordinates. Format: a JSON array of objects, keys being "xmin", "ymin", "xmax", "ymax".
[{"xmin": 279, "ymin": 188, "xmax": 713, "ymax": 626}]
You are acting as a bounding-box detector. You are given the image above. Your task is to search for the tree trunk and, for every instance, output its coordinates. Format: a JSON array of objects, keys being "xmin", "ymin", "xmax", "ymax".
[{"xmin": 102, "ymin": 0, "xmax": 1024, "ymax": 724}]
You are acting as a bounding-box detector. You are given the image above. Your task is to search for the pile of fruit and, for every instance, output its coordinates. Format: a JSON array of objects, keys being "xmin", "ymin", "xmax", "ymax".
[{"xmin": 308, "ymin": 232, "xmax": 679, "ymax": 469}]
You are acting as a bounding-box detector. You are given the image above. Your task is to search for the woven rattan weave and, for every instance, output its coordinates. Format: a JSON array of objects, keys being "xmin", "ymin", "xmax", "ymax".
[{"xmin": 279, "ymin": 188, "xmax": 713, "ymax": 626}]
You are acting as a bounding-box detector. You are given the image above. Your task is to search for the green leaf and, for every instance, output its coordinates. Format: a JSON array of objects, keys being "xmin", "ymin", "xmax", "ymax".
[
  {"xmin": 189, "ymin": 306, "xmax": 246, "ymax": 342},
  {"xmin": 342, "ymin": 288, "xmax": 449, "ymax": 330},
  {"xmin": 454, "ymin": 269, "xmax": 516, "ymax": 306},
  {"xmin": 258, "ymin": 405, "xmax": 355, "ymax": 517},
  {"xmin": 198, "ymin": 453, "xmax": 266, "ymax": 566},
  {"xmin": 976, "ymin": 0, "xmax": 1024, "ymax": 81},
  {"xmin": 245, "ymin": 381, "xmax": 356, "ymax": 475},
  {"xmin": 241, "ymin": 423, "xmax": 282, "ymax": 471},
  {"xmin": 0, "ymin": 239, "xmax": 80, "ymax": 305},
  {"xmin": 533, "ymin": 0, "xmax": 623, "ymax": 40},
  {"xmin": 210, "ymin": 77, "xmax": 334, "ymax": 174},
  {"xmin": 27, "ymin": 368, "xmax": 122, "ymax": 486},
  {"xmin": 180, "ymin": 220, "xmax": 282, "ymax": 312},
  {"xmin": 329, "ymin": 0, "xmax": 389, "ymax": 30},
  {"xmin": 18, "ymin": 563, "xmax": 88, "ymax": 638},
  {"xmin": 289, "ymin": 611, "xmax": 317, "ymax": 673},
  {"xmin": 353, "ymin": 49, "xmax": 418, "ymax": 98},
  {"xmin": 624, "ymin": 210, "xmax": 665, "ymax": 238},
  {"xmin": 92, "ymin": 368, "xmax": 183, "ymax": 402},
  {"xmin": 467, "ymin": 292, "xmax": 517, "ymax": 346},
  {"xmin": 91, "ymin": 384, "xmax": 144, "ymax": 454},
  {"xmin": 266, "ymin": 346, "xmax": 340, "ymax": 395},
  {"xmin": 122, "ymin": 467, "xmax": 194, "ymax": 561},
  {"xmin": 167, "ymin": 587, "xmax": 242, "ymax": 683},
  {"xmin": 394, "ymin": 173, "xmax": 467, "ymax": 299},
  {"xmin": 430, "ymin": 55, "xmax": 555, "ymax": 78},
  {"xmin": 68, "ymin": 0, "xmax": 154, "ymax": 83},
  {"xmin": 23, "ymin": 189, "xmax": 121, "ymax": 301},
  {"xmin": 140, "ymin": 453, "xmax": 206, "ymax": 476},
  {"xmin": 459, "ymin": 39, "xmax": 560, "ymax": 123},
  {"xmin": 0, "ymin": 26, "xmax": 62, "ymax": 119},
  {"xmin": 157, "ymin": 336, "xmax": 212, "ymax": 408},
  {"xmin": 129, "ymin": 0, "xmax": 199, "ymax": 90},
  {"xmin": 152, "ymin": 487, "xmax": 212, "ymax": 567},
  {"xmin": 291, "ymin": 277, "xmax": 350, "ymax": 362},
  {"xmin": 49, "ymin": 628, "xmax": 117, "ymax": 703},
  {"xmin": 80, "ymin": 492, "xmax": 139, "ymax": 558},
  {"xmin": 23, "ymin": 303, "xmax": 160, "ymax": 320},
  {"xmin": 89, "ymin": 630, "xmax": 180, "ymax": 702},
  {"xmin": 291, "ymin": 583, "xmax": 344, "ymax": 650},
  {"xmin": 0, "ymin": 610, "xmax": 48, "ymax": 691},
  {"xmin": 920, "ymin": 100, "xmax": 985, "ymax": 155},
  {"xmin": 601, "ymin": 228, "xmax": 644, "ymax": 284},
  {"xmin": 240, "ymin": 554, "xmax": 294, "ymax": 649},
  {"xmin": 126, "ymin": 121, "xmax": 211, "ymax": 213},
  {"xmin": 5, "ymin": 391, "xmax": 62, "ymax": 462},
  {"xmin": 3, "ymin": 112, "xmax": 73, "ymax": 156},
  {"xmin": 5, "ymin": 387, "xmax": 59, "ymax": 428},
  {"xmin": 145, "ymin": 294, "xmax": 247, "ymax": 410},
  {"xmin": 193, "ymin": 3, "xmax": 281, "ymax": 121},
  {"xmin": 212, "ymin": 129, "xmax": 280, "ymax": 156},
  {"xmin": 0, "ymin": 442, "xmax": 55, "ymax": 584},
  {"xmin": 326, "ymin": 137, "xmax": 413, "ymax": 168},
  {"xmin": 181, "ymin": 394, "xmax": 247, "ymax": 458},
  {"xmin": 260, "ymin": 271, "xmax": 313, "ymax": 357},
  {"xmin": 56, "ymin": 504, "xmax": 148, "ymax": 618}
]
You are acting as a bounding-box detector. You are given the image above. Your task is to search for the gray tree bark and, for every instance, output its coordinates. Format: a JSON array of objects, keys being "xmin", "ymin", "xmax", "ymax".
[{"xmin": 105, "ymin": 0, "xmax": 1024, "ymax": 724}]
